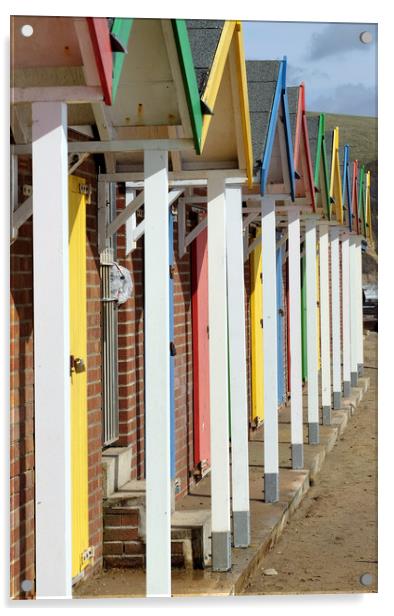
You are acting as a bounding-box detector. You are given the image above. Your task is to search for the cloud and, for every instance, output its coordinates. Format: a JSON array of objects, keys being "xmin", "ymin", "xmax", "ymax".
[
  {"xmin": 306, "ymin": 23, "xmax": 376, "ymax": 61},
  {"xmin": 287, "ymin": 63, "xmax": 330, "ymax": 86},
  {"xmin": 309, "ymin": 83, "xmax": 377, "ymax": 117}
]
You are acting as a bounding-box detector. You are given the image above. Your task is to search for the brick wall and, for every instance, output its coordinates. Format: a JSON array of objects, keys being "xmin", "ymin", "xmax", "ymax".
[{"xmin": 10, "ymin": 155, "xmax": 35, "ymax": 599}]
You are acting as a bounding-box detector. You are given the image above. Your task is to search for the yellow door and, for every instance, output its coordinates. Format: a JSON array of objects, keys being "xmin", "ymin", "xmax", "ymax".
[
  {"xmin": 250, "ymin": 230, "xmax": 264, "ymax": 424},
  {"xmin": 316, "ymin": 253, "xmax": 321, "ymax": 370},
  {"xmin": 69, "ymin": 175, "xmax": 90, "ymax": 579}
]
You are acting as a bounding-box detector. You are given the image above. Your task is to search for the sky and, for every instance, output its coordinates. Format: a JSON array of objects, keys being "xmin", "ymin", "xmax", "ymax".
[{"xmin": 242, "ymin": 21, "xmax": 377, "ymax": 117}]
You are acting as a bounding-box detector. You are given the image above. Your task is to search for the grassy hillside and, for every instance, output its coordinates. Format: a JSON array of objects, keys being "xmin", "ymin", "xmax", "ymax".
[{"xmin": 307, "ymin": 112, "xmax": 377, "ymax": 167}]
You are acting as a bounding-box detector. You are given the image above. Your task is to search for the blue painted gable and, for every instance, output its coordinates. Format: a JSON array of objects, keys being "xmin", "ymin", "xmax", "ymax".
[
  {"xmin": 260, "ymin": 58, "xmax": 296, "ymax": 200},
  {"xmin": 342, "ymin": 144, "xmax": 352, "ymax": 231}
]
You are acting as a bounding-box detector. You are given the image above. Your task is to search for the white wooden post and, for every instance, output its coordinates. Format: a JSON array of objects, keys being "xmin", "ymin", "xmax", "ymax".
[
  {"xmin": 226, "ymin": 185, "xmax": 250, "ymax": 548},
  {"xmin": 356, "ymin": 236, "xmax": 364, "ymax": 375},
  {"xmin": 305, "ymin": 219, "xmax": 319, "ymax": 444},
  {"xmin": 144, "ymin": 150, "xmax": 171, "ymax": 597},
  {"xmin": 32, "ymin": 102, "xmax": 72, "ymax": 599},
  {"xmin": 349, "ymin": 236, "xmax": 358, "ymax": 386},
  {"xmin": 319, "ymin": 223, "xmax": 332, "ymax": 424},
  {"xmin": 261, "ymin": 196, "xmax": 279, "ymax": 502},
  {"xmin": 330, "ymin": 227, "xmax": 342, "ymax": 409},
  {"xmin": 288, "ymin": 208, "xmax": 304, "ymax": 468},
  {"xmin": 341, "ymin": 234, "xmax": 351, "ymax": 398},
  {"xmin": 207, "ymin": 173, "xmax": 231, "ymax": 570}
]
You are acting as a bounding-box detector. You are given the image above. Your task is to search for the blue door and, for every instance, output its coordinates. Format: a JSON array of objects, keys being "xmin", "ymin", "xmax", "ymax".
[
  {"xmin": 276, "ymin": 238, "xmax": 286, "ymax": 405},
  {"xmin": 169, "ymin": 210, "xmax": 176, "ymax": 480}
]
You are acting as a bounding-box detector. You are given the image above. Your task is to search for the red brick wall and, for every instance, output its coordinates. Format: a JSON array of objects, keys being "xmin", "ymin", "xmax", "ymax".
[{"xmin": 10, "ymin": 155, "xmax": 35, "ymax": 599}]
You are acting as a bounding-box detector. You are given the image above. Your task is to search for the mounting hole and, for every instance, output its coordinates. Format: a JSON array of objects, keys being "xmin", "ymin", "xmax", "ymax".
[
  {"xmin": 360, "ymin": 31, "xmax": 372, "ymax": 44},
  {"xmin": 359, "ymin": 572, "xmax": 373, "ymax": 587},
  {"xmin": 21, "ymin": 24, "xmax": 34, "ymax": 38},
  {"xmin": 21, "ymin": 579, "xmax": 33, "ymax": 592}
]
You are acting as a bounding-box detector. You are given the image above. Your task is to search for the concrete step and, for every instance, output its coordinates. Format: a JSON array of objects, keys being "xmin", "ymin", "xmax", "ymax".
[
  {"xmin": 103, "ymin": 483, "xmax": 211, "ymax": 570},
  {"xmin": 102, "ymin": 446, "xmax": 133, "ymax": 498}
]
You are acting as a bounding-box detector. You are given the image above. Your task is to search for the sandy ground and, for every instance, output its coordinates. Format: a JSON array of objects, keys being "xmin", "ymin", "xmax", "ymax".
[{"xmin": 241, "ymin": 331, "xmax": 378, "ymax": 596}]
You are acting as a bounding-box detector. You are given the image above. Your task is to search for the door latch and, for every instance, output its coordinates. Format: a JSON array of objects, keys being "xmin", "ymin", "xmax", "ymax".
[{"xmin": 70, "ymin": 355, "xmax": 86, "ymax": 374}]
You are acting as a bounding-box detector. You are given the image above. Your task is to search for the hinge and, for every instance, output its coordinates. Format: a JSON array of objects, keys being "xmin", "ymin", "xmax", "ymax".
[
  {"xmin": 170, "ymin": 341, "xmax": 176, "ymax": 356},
  {"xmin": 23, "ymin": 184, "xmax": 32, "ymax": 197},
  {"xmin": 81, "ymin": 546, "xmax": 94, "ymax": 566},
  {"xmin": 260, "ymin": 318, "xmax": 263, "ymax": 328},
  {"xmin": 206, "ymin": 325, "xmax": 209, "ymax": 338},
  {"xmin": 260, "ymin": 272, "xmax": 263, "ymax": 282},
  {"xmin": 79, "ymin": 183, "xmax": 92, "ymax": 204},
  {"xmin": 169, "ymin": 264, "xmax": 175, "ymax": 279}
]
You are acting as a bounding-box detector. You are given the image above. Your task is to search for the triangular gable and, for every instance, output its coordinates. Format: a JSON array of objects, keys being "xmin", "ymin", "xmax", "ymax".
[
  {"xmin": 328, "ymin": 127, "xmax": 344, "ymax": 224},
  {"xmin": 97, "ymin": 19, "xmax": 202, "ymax": 155},
  {"xmin": 351, "ymin": 160, "xmax": 360, "ymax": 234},
  {"xmin": 173, "ymin": 20, "xmax": 204, "ymax": 154},
  {"xmin": 288, "ymin": 84, "xmax": 316, "ymax": 210},
  {"xmin": 365, "ymin": 170, "xmax": 372, "ymax": 240},
  {"xmin": 358, "ymin": 164, "xmax": 366, "ymax": 237},
  {"xmin": 342, "ymin": 144, "xmax": 353, "ymax": 231},
  {"xmin": 308, "ymin": 114, "xmax": 330, "ymax": 219},
  {"xmin": 247, "ymin": 58, "xmax": 295, "ymax": 199},
  {"xmin": 110, "ymin": 18, "xmax": 134, "ymax": 103},
  {"xmin": 186, "ymin": 20, "xmax": 253, "ymax": 182}
]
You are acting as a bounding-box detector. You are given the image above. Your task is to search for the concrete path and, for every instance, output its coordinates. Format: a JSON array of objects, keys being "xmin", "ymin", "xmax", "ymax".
[{"xmin": 241, "ymin": 331, "xmax": 377, "ymax": 595}]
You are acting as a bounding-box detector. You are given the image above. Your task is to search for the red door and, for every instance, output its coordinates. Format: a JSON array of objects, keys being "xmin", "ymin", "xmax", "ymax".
[{"xmin": 191, "ymin": 226, "xmax": 210, "ymax": 471}]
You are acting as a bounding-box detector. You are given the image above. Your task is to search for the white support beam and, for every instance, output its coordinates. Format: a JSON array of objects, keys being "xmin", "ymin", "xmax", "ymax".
[
  {"xmin": 319, "ymin": 223, "xmax": 332, "ymax": 425},
  {"xmin": 305, "ymin": 220, "xmax": 319, "ymax": 444},
  {"xmin": 261, "ymin": 196, "xmax": 279, "ymax": 502},
  {"xmin": 244, "ymin": 233, "xmax": 261, "ymax": 261},
  {"xmin": 10, "ymin": 154, "xmax": 18, "ymax": 241},
  {"xmin": 125, "ymin": 185, "xmax": 136, "ymax": 256},
  {"xmin": 185, "ymin": 218, "xmax": 207, "ymax": 250},
  {"xmin": 341, "ymin": 234, "xmax": 351, "ymax": 398},
  {"xmin": 32, "ymin": 102, "xmax": 71, "ymax": 599},
  {"xmin": 12, "ymin": 86, "xmax": 104, "ymax": 104},
  {"xmin": 12, "ymin": 139, "xmax": 195, "ymax": 156},
  {"xmin": 349, "ymin": 236, "xmax": 359, "ymax": 386},
  {"xmin": 288, "ymin": 208, "xmax": 304, "ymax": 469},
  {"xmin": 226, "ymin": 185, "xmax": 250, "ymax": 548},
  {"xmin": 132, "ymin": 220, "xmax": 145, "ymax": 244},
  {"xmin": 178, "ymin": 198, "xmax": 186, "ymax": 258},
  {"xmin": 330, "ymin": 227, "xmax": 342, "ymax": 409},
  {"xmin": 356, "ymin": 236, "xmax": 364, "ymax": 375},
  {"xmin": 107, "ymin": 191, "xmax": 145, "ymax": 239},
  {"xmin": 207, "ymin": 173, "xmax": 232, "ymax": 570},
  {"xmin": 144, "ymin": 150, "xmax": 171, "ymax": 597},
  {"xmin": 98, "ymin": 170, "xmax": 249, "ymax": 184}
]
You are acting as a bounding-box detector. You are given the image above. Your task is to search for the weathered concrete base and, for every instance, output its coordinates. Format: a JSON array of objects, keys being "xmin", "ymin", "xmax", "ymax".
[
  {"xmin": 308, "ymin": 422, "xmax": 320, "ymax": 445},
  {"xmin": 264, "ymin": 473, "xmax": 279, "ymax": 503},
  {"xmin": 322, "ymin": 406, "xmax": 332, "ymax": 426},
  {"xmin": 292, "ymin": 444, "xmax": 304, "ymax": 469},
  {"xmin": 358, "ymin": 363, "xmax": 364, "ymax": 377},
  {"xmin": 333, "ymin": 391, "xmax": 342, "ymax": 410},
  {"xmin": 343, "ymin": 380, "xmax": 351, "ymax": 398},
  {"xmin": 233, "ymin": 511, "xmax": 250, "ymax": 548},
  {"xmin": 211, "ymin": 531, "xmax": 232, "ymax": 571},
  {"xmin": 351, "ymin": 371, "xmax": 358, "ymax": 387}
]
